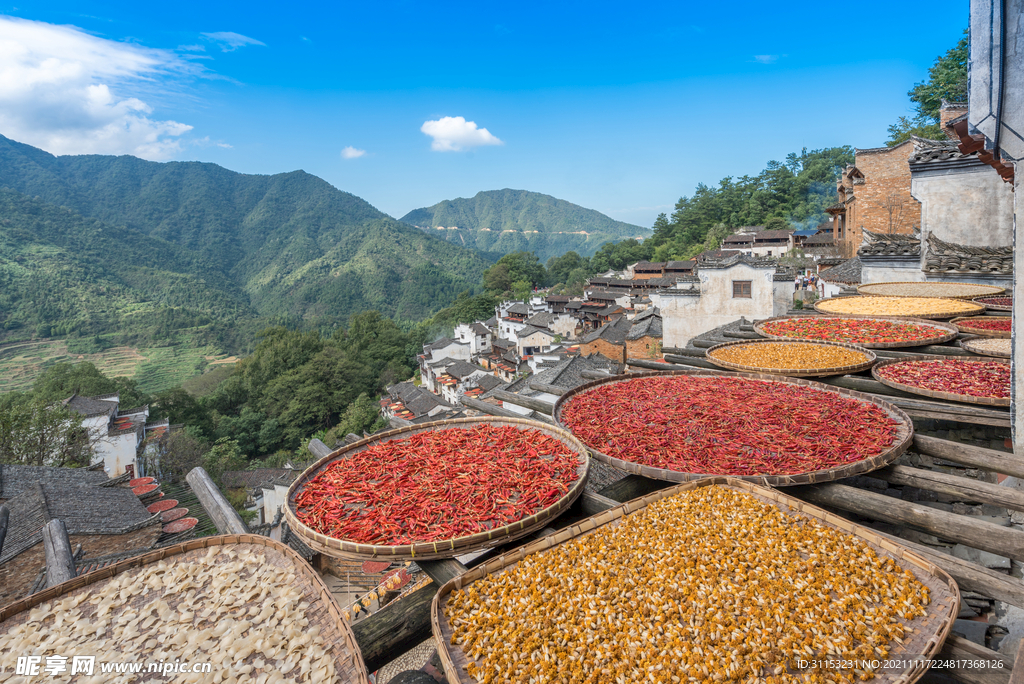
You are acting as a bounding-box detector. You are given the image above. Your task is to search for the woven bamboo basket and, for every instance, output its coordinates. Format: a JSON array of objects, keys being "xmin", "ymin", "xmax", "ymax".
[
  {"xmin": 284, "ymin": 416, "xmax": 591, "ymax": 562},
  {"xmin": 705, "ymin": 339, "xmax": 877, "ymax": 377},
  {"xmin": 973, "ymin": 295, "xmax": 1013, "ymax": 312},
  {"xmin": 857, "ymin": 281, "xmax": 1005, "ymax": 299},
  {"xmin": 949, "ymin": 316, "xmax": 1013, "ymax": 338},
  {"xmin": 753, "ymin": 315, "xmax": 959, "ymax": 349},
  {"xmin": 872, "ymin": 356, "xmax": 1012, "ymax": 407},
  {"xmin": 814, "ymin": 295, "xmax": 985, "ymax": 320},
  {"xmin": 551, "ymin": 369, "xmax": 913, "ymax": 486},
  {"xmin": 961, "ymin": 337, "xmax": 1012, "ymax": 359},
  {"xmin": 431, "ymin": 477, "xmax": 959, "ymax": 684},
  {"xmin": 0, "ymin": 534, "xmax": 369, "ymax": 683}
]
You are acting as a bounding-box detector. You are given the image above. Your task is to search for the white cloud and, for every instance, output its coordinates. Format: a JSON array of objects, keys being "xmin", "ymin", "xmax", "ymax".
[
  {"xmin": 193, "ymin": 135, "xmax": 232, "ymax": 149},
  {"xmin": 201, "ymin": 31, "xmax": 265, "ymax": 52},
  {"xmin": 341, "ymin": 146, "xmax": 365, "ymax": 159},
  {"xmin": 420, "ymin": 116, "xmax": 503, "ymax": 152},
  {"xmin": 752, "ymin": 54, "xmax": 779, "ymax": 64},
  {"xmin": 0, "ymin": 15, "xmax": 198, "ymax": 159}
]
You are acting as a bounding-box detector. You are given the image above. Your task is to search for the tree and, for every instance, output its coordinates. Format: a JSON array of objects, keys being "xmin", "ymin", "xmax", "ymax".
[
  {"xmin": 545, "ymin": 251, "xmax": 589, "ymax": 287},
  {"xmin": 329, "ymin": 393, "xmax": 386, "ymax": 442},
  {"xmin": 0, "ymin": 395, "xmax": 96, "ymax": 467},
  {"xmin": 877, "ymin": 190, "xmax": 906, "ymax": 234},
  {"xmin": 202, "ymin": 437, "xmax": 247, "ymax": 487},
  {"xmin": 886, "ymin": 29, "xmax": 967, "ymax": 145},
  {"xmin": 31, "ymin": 362, "xmax": 150, "ymax": 409},
  {"xmin": 512, "ymin": 279, "xmax": 533, "ymax": 302},
  {"xmin": 763, "ymin": 217, "xmax": 790, "ymax": 232},
  {"xmin": 495, "ymin": 252, "xmax": 546, "ymax": 287},
  {"xmin": 482, "ymin": 263, "xmax": 512, "ymax": 294},
  {"xmin": 152, "ymin": 387, "xmax": 213, "ymax": 437},
  {"xmin": 150, "ymin": 429, "xmax": 208, "ymax": 483}
]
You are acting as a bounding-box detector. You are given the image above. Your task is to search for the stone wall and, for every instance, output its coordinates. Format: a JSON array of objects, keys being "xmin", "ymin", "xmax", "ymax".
[
  {"xmin": 578, "ymin": 339, "xmax": 625, "ymax": 364},
  {"xmin": 911, "ymin": 164, "xmax": 1014, "ymax": 249},
  {"xmin": 840, "ymin": 142, "xmax": 922, "ymax": 256},
  {"xmin": 625, "ymin": 336, "xmax": 662, "ymax": 360}
]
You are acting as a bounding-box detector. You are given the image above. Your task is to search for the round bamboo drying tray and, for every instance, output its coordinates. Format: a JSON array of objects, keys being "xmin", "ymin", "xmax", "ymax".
[
  {"xmin": 551, "ymin": 369, "xmax": 913, "ymax": 486},
  {"xmin": 872, "ymin": 356, "xmax": 1011, "ymax": 407},
  {"xmin": 814, "ymin": 295, "xmax": 985, "ymax": 320},
  {"xmin": 284, "ymin": 416, "xmax": 591, "ymax": 561},
  {"xmin": 961, "ymin": 337, "xmax": 1012, "ymax": 359},
  {"xmin": 857, "ymin": 281, "xmax": 1005, "ymax": 299},
  {"xmin": 949, "ymin": 316, "xmax": 1012, "ymax": 338},
  {"xmin": 974, "ymin": 295, "xmax": 1013, "ymax": 312},
  {"xmin": 431, "ymin": 477, "xmax": 959, "ymax": 684},
  {"xmin": 753, "ymin": 315, "xmax": 959, "ymax": 349},
  {"xmin": 0, "ymin": 534, "xmax": 369, "ymax": 683},
  {"xmin": 705, "ymin": 339, "xmax": 877, "ymax": 377}
]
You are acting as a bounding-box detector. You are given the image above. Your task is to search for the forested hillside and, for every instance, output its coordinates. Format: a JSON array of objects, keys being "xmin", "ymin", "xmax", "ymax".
[
  {"xmin": 0, "ymin": 135, "xmax": 491, "ymax": 325},
  {"xmin": 401, "ymin": 189, "xmax": 650, "ymax": 261}
]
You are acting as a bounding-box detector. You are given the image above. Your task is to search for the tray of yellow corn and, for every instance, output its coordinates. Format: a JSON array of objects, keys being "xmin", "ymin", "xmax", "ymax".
[
  {"xmin": 0, "ymin": 534, "xmax": 369, "ymax": 684},
  {"xmin": 705, "ymin": 339, "xmax": 877, "ymax": 377},
  {"xmin": 432, "ymin": 479, "xmax": 958, "ymax": 684}
]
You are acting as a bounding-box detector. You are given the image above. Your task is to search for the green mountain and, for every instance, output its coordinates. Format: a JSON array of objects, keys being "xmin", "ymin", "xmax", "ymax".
[
  {"xmin": 0, "ymin": 135, "xmax": 491, "ymax": 328},
  {"xmin": 400, "ymin": 189, "xmax": 651, "ymax": 262}
]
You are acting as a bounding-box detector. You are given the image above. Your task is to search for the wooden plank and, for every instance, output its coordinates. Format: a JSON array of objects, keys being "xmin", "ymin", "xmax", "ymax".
[
  {"xmin": 873, "ymin": 464, "xmax": 1024, "ymax": 512},
  {"xmin": 659, "ymin": 355, "xmax": 721, "ymax": 370},
  {"xmin": 914, "ymin": 435, "xmax": 1024, "ymax": 479},
  {"xmin": 580, "ymin": 490, "xmax": 619, "ymax": 515},
  {"xmin": 1009, "ymin": 644, "xmax": 1024, "ymax": 684},
  {"xmin": 490, "ymin": 388, "xmax": 555, "ymax": 415},
  {"xmin": 869, "ymin": 527, "xmax": 1024, "ymax": 610},
  {"xmin": 792, "ymin": 483, "xmax": 1024, "ymax": 562},
  {"xmin": 528, "ymin": 380, "xmax": 568, "ymax": 396},
  {"xmin": 940, "ymin": 635, "xmax": 1011, "ymax": 684},
  {"xmin": 418, "ymin": 559, "xmax": 468, "ymax": 586},
  {"xmin": 42, "ymin": 519, "xmax": 76, "ymax": 588},
  {"xmin": 885, "ymin": 396, "xmax": 1010, "ymax": 419},
  {"xmin": 352, "ymin": 580, "xmax": 436, "ymax": 673},
  {"xmin": 627, "ymin": 358, "xmax": 691, "ymax": 372},
  {"xmin": 905, "ymin": 410, "xmax": 1011, "ymax": 428},
  {"xmin": 580, "ymin": 370, "xmax": 615, "ymax": 380},
  {"xmin": 0, "ymin": 505, "xmax": 8, "ymax": 559},
  {"xmin": 460, "ymin": 396, "xmax": 525, "ymax": 419},
  {"xmin": 308, "ymin": 438, "xmax": 332, "ymax": 459},
  {"xmin": 687, "ymin": 338, "xmax": 731, "ymax": 349},
  {"xmin": 662, "ymin": 347, "xmax": 707, "ymax": 358},
  {"xmin": 721, "ymin": 331, "xmax": 764, "ymax": 340},
  {"xmin": 186, "ymin": 467, "xmax": 249, "ymax": 535}
]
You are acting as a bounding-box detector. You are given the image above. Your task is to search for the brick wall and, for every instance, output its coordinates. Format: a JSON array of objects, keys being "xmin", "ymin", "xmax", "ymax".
[
  {"xmin": 578, "ymin": 339, "xmax": 625, "ymax": 364},
  {"xmin": 0, "ymin": 524, "xmax": 161, "ymax": 607},
  {"xmin": 839, "ymin": 141, "xmax": 922, "ymax": 257},
  {"xmin": 625, "ymin": 336, "xmax": 662, "ymax": 360}
]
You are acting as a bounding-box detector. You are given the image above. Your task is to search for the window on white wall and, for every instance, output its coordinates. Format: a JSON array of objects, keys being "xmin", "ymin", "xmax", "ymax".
[{"xmin": 732, "ymin": 281, "xmax": 752, "ymax": 298}]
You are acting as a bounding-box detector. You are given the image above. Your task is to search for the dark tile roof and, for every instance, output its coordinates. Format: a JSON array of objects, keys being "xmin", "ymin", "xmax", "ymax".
[
  {"xmin": 505, "ymin": 302, "xmax": 529, "ymax": 315},
  {"xmin": 64, "ymin": 394, "xmax": 118, "ymax": 419},
  {"xmin": 524, "ymin": 312, "xmax": 556, "ymax": 328},
  {"xmin": 545, "ymin": 295, "xmax": 571, "ymax": 302},
  {"xmin": 470, "ymin": 322, "xmax": 491, "ymax": 336},
  {"xmin": 581, "ymin": 317, "xmax": 632, "ymax": 346},
  {"xmin": 446, "ymin": 360, "xmax": 487, "ymax": 379},
  {"xmin": 664, "ymin": 260, "xmax": 694, "ymax": 270},
  {"xmin": 516, "ymin": 324, "xmax": 554, "ymax": 340},
  {"xmin": 587, "ymin": 290, "xmax": 620, "ymax": 302},
  {"xmin": 723, "ymin": 234, "xmax": 754, "ymax": 244},
  {"xmin": 858, "ymin": 228, "xmax": 921, "ymax": 257},
  {"xmin": 0, "ymin": 465, "xmax": 109, "ymax": 500},
  {"xmin": 428, "ymin": 337, "xmax": 460, "ymax": 350},
  {"xmin": 633, "ymin": 261, "xmax": 666, "ymax": 271},
  {"xmin": 627, "ymin": 311, "xmax": 662, "ymax": 340},
  {"xmin": 484, "ymin": 316, "xmax": 497, "ymax": 327},
  {"xmin": 697, "ymin": 248, "xmax": 742, "ymax": 261},
  {"xmin": 792, "ymin": 228, "xmax": 820, "ymax": 237},
  {"xmin": 564, "ymin": 301, "xmax": 583, "ymax": 310},
  {"xmin": 752, "ymin": 230, "xmax": 793, "ymax": 240},
  {"xmin": 492, "ymin": 338, "xmax": 516, "ymax": 349},
  {"xmin": 221, "ymin": 468, "xmax": 295, "ymax": 489},
  {"xmin": 1, "ymin": 483, "xmax": 157, "ymax": 565},
  {"xmin": 532, "ymin": 354, "xmax": 618, "ymax": 391},
  {"xmin": 924, "ymin": 234, "xmax": 1012, "ymax": 274},
  {"xmin": 472, "ymin": 374, "xmax": 504, "ymax": 392},
  {"xmin": 802, "ymin": 233, "xmax": 835, "ymax": 246},
  {"xmin": 818, "ymin": 257, "xmax": 863, "ymax": 284},
  {"xmin": 909, "ymin": 135, "xmax": 975, "ymax": 165}
]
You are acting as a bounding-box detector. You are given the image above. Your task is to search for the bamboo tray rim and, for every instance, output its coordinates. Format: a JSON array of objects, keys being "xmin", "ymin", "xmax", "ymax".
[
  {"xmin": 753, "ymin": 315, "xmax": 959, "ymax": 349},
  {"xmin": 551, "ymin": 369, "xmax": 914, "ymax": 486},
  {"xmin": 972, "ymin": 295, "xmax": 1013, "ymax": 312},
  {"xmin": 705, "ymin": 338, "xmax": 877, "ymax": 377},
  {"xmin": 949, "ymin": 316, "xmax": 1012, "ymax": 338},
  {"xmin": 960, "ymin": 338, "xmax": 1012, "ymax": 359},
  {"xmin": 857, "ymin": 281, "xmax": 1005, "ymax": 300},
  {"xmin": 872, "ymin": 355, "xmax": 1012, "ymax": 407},
  {"xmin": 814, "ymin": 295, "xmax": 986, "ymax": 320},
  {"xmin": 0, "ymin": 534, "xmax": 369, "ymax": 684},
  {"xmin": 431, "ymin": 477, "xmax": 959, "ymax": 684},
  {"xmin": 284, "ymin": 416, "xmax": 591, "ymax": 561}
]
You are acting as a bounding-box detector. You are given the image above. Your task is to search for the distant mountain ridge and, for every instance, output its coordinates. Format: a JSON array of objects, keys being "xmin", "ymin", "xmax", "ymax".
[
  {"xmin": 401, "ymin": 189, "xmax": 650, "ymax": 262},
  {"xmin": 0, "ymin": 134, "xmax": 491, "ymax": 327}
]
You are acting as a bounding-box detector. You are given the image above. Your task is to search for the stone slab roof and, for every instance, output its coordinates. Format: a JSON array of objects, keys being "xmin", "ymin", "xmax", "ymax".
[
  {"xmin": 581, "ymin": 317, "xmax": 632, "ymax": 346},
  {"xmin": 0, "ymin": 464, "xmax": 109, "ymax": 501},
  {"xmin": 64, "ymin": 394, "xmax": 118, "ymax": 419}
]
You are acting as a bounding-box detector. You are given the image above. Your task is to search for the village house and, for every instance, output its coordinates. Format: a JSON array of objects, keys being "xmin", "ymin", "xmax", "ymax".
[
  {"xmin": 516, "ymin": 325, "xmax": 558, "ymax": 357},
  {"xmin": 695, "ymin": 248, "xmax": 742, "ymax": 263},
  {"xmin": 721, "ymin": 230, "xmax": 794, "ymax": 258},
  {"xmin": 544, "ymin": 295, "xmax": 572, "ymax": 313},
  {"xmin": 496, "ymin": 302, "xmax": 530, "ymax": 340},
  {"xmin": 578, "ymin": 316, "xmax": 633, "ymax": 364},
  {"xmin": 453, "ymin": 321, "xmax": 493, "ymax": 355},
  {"xmin": 653, "ymin": 253, "xmax": 792, "ymax": 348},
  {"xmin": 381, "ymin": 381, "xmax": 458, "ymax": 425},
  {"xmin": 221, "ymin": 468, "xmax": 302, "ymax": 521},
  {"xmin": 630, "ymin": 261, "xmax": 666, "ymax": 279},
  {"xmin": 827, "ymin": 140, "xmax": 922, "ymax": 258},
  {"xmin": 0, "ymin": 464, "xmax": 162, "ymax": 605},
  {"xmin": 817, "ymin": 257, "xmax": 862, "ymax": 298},
  {"xmin": 435, "ymin": 360, "xmax": 490, "ymax": 406},
  {"xmin": 584, "ymin": 289, "xmax": 631, "ymax": 309},
  {"xmin": 478, "ymin": 339, "xmax": 524, "ymax": 383},
  {"xmin": 625, "ymin": 308, "xmax": 663, "ymax": 360},
  {"xmin": 664, "ymin": 260, "xmax": 695, "ymax": 277},
  {"xmin": 64, "ymin": 394, "xmax": 170, "ymax": 478},
  {"xmin": 418, "ymin": 338, "xmax": 471, "ymax": 391}
]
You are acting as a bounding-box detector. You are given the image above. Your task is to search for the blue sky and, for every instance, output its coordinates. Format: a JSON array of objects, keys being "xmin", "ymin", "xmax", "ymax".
[{"xmin": 0, "ymin": 1, "xmax": 967, "ymax": 227}]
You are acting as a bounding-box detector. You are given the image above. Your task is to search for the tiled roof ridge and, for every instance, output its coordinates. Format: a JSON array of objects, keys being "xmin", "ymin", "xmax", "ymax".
[{"xmin": 35, "ymin": 482, "xmax": 51, "ymax": 524}]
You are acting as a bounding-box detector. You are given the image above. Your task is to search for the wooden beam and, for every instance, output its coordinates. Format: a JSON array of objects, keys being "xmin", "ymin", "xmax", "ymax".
[
  {"xmin": 659, "ymin": 355, "xmax": 721, "ymax": 370},
  {"xmin": 307, "ymin": 438, "xmax": 332, "ymax": 460},
  {"xmin": 869, "ymin": 526, "xmax": 1024, "ymax": 611},
  {"xmin": 352, "ymin": 580, "xmax": 436, "ymax": 673},
  {"xmin": 940, "ymin": 635, "xmax": 1011, "ymax": 684},
  {"xmin": 490, "ymin": 389, "xmax": 555, "ymax": 415},
  {"xmin": 529, "ymin": 380, "xmax": 568, "ymax": 396},
  {"xmin": 872, "ymin": 465, "xmax": 1024, "ymax": 512},
  {"xmin": 186, "ymin": 467, "xmax": 249, "ymax": 535},
  {"xmin": 580, "ymin": 370, "xmax": 615, "ymax": 380},
  {"xmin": 627, "ymin": 358, "xmax": 691, "ymax": 372},
  {"xmin": 580, "ymin": 490, "xmax": 619, "ymax": 515},
  {"xmin": 662, "ymin": 347, "xmax": 707, "ymax": 358},
  {"xmin": 913, "ymin": 435, "xmax": 1024, "ymax": 479},
  {"xmin": 721, "ymin": 331, "xmax": 764, "ymax": 340},
  {"xmin": 42, "ymin": 519, "xmax": 76, "ymax": 588},
  {"xmin": 792, "ymin": 483, "xmax": 1024, "ymax": 562},
  {"xmin": 0, "ymin": 505, "xmax": 8, "ymax": 559},
  {"xmin": 418, "ymin": 559, "xmax": 468, "ymax": 586},
  {"xmin": 460, "ymin": 396, "xmax": 525, "ymax": 419}
]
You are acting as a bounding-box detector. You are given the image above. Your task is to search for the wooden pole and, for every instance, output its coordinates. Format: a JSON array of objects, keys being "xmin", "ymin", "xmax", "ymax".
[
  {"xmin": 943, "ymin": 635, "xmax": 1011, "ymax": 684},
  {"xmin": 0, "ymin": 505, "xmax": 8, "ymax": 559},
  {"xmin": 871, "ymin": 464, "xmax": 1024, "ymax": 512},
  {"xmin": 307, "ymin": 438, "xmax": 332, "ymax": 460},
  {"xmin": 459, "ymin": 396, "xmax": 524, "ymax": 419},
  {"xmin": 580, "ymin": 370, "xmax": 615, "ymax": 380},
  {"xmin": 42, "ymin": 519, "xmax": 76, "ymax": 588},
  {"xmin": 792, "ymin": 483, "xmax": 1024, "ymax": 562},
  {"xmin": 186, "ymin": 467, "xmax": 249, "ymax": 535},
  {"xmin": 914, "ymin": 435, "xmax": 1024, "ymax": 479},
  {"xmin": 529, "ymin": 380, "xmax": 568, "ymax": 396},
  {"xmin": 490, "ymin": 389, "xmax": 556, "ymax": 415},
  {"xmin": 656, "ymin": 355, "xmax": 720, "ymax": 370},
  {"xmin": 418, "ymin": 559, "xmax": 469, "ymax": 587},
  {"xmin": 352, "ymin": 579, "xmax": 436, "ymax": 673}
]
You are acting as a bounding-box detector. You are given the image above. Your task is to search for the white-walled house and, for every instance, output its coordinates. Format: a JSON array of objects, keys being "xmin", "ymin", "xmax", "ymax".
[
  {"xmin": 419, "ymin": 338, "xmax": 472, "ymax": 391},
  {"xmin": 516, "ymin": 326, "xmax": 557, "ymax": 357},
  {"xmin": 454, "ymin": 322, "xmax": 493, "ymax": 354},
  {"xmin": 64, "ymin": 394, "xmax": 163, "ymax": 478},
  {"xmin": 653, "ymin": 255, "xmax": 792, "ymax": 348}
]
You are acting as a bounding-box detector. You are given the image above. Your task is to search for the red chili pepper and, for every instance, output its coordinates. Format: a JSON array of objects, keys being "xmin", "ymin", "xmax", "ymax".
[{"xmin": 876, "ymin": 359, "xmax": 1010, "ymax": 399}]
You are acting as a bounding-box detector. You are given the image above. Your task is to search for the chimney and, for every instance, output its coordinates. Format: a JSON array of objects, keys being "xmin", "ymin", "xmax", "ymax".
[{"xmin": 939, "ymin": 100, "xmax": 968, "ymax": 140}]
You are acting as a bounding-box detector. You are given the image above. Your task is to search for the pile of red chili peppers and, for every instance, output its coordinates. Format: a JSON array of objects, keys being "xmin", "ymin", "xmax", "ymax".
[
  {"xmin": 559, "ymin": 376, "xmax": 901, "ymax": 476},
  {"xmin": 957, "ymin": 318, "xmax": 1012, "ymax": 332},
  {"xmin": 760, "ymin": 318, "xmax": 942, "ymax": 345},
  {"xmin": 293, "ymin": 424, "xmax": 581, "ymax": 545},
  {"xmin": 977, "ymin": 297, "xmax": 1012, "ymax": 308},
  {"xmin": 876, "ymin": 359, "xmax": 1010, "ymax": 399}
]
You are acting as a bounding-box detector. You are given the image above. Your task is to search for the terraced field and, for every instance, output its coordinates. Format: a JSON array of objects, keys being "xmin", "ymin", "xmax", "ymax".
[{"xmin": 0, "ymin": 339, "xmax": 235, "ymax": 394}]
